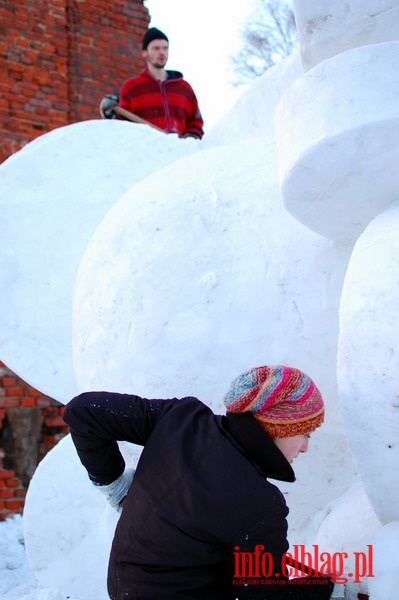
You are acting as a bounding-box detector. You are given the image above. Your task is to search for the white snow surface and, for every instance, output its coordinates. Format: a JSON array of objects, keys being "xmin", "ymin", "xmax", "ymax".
[
  {"xmin": 0, "ymin": 121, "xmax": 200, "ymax": 403},
  {"xmin": 367, "ymin": 522, "xmax": 399, "ymax": 600},
  {"xmin": 276, "ymin": 42, "xmax": 399, "ymax": 243},
  {"xmin": 2, "ymin": 2, "xmax": 399, "ymax": 598},
  {"xmin": 338, "ymin": 202, "xmax": 399, "ymax": 523},
  {"xmin": 293, "ymin": 0, "xmax": 399, "ymax": 71}
]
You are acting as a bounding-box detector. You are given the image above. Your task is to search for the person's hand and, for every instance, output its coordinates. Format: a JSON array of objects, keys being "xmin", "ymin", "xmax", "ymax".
[
  {"xmin": 99, "ymin": 93, "xmax": 119, "ymax": 119},
  {"xmin": 93, "ymin": 467, "xmax": 135, "ymax": 512}
]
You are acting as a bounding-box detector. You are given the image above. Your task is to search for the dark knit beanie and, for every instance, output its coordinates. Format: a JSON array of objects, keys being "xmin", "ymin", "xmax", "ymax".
[
  {"xmin": 223, "ymin": 365, "xmax": 324, "ymax": 438},
  {"xmin": 142, "ymin": 27, "xmax": 169, "ymax": 50}
]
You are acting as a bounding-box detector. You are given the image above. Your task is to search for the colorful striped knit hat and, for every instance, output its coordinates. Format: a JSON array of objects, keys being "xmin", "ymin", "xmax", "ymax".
[{"xmin": 223, "ymin": 365, "xmax": 324, "ymax": 438}]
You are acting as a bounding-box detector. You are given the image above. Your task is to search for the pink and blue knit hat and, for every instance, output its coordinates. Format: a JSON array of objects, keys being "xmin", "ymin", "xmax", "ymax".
[{"xmin": 223, "ymin": 365, "xmax": 324, "ymax": 438}]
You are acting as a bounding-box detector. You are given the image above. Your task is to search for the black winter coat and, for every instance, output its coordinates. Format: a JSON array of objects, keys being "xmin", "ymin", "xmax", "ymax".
[{"xmin": 64, "ymin": 392, "xmax": 333, "ymax": 600}]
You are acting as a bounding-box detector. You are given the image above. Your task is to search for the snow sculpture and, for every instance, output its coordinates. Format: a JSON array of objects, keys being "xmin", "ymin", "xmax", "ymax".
[
  {"xmin": 338, "ymin": 204, "xmax": 399, "ymax": 523},
  {"xmin": 202, "ymin": 51, "xmax": 302, "ymax": 147},
  {"xmin": 23, "ymin": 136, "xmax": 355, "ymax": 599},
  {"xmin": 314, "ymin": 480, "xmax": 381, "ymax": 599},
  {"xmin": 72, "ymin": 137, "xmax": 350, "ymax": 414},
  {"xmin": 24, "ymin": 434, "xmax": 140, "ymax": 600},
  {"xmin": 1, "ymin": 1, "xmax": 398, "ymax": 598},
  {"xmin": 276, "ymin": 42, "xmax": 399, "ymax": 243},
  {"xmin": 337, "ymin": 208, "xmax": 399, "ymax": 598},
  {"xmin": 368, "ymin": 522, "xmax": 399, "ymax": 600},
  {"xmin": 293, "ymin": 0, "xmax": 399, "ymax": 71},
  {"xmin": 275, "ymin": 2, "xmax": 399, "ymax": 597},
  {"xmin": 0, "ymin": 120, "xmax": 199, "ymax": 402},
  {"xmin": 278, "ymin": 1, "xmax": 399, "ymax": 242}
]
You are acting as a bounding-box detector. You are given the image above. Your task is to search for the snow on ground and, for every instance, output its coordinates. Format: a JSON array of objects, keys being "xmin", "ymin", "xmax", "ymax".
[{"xmin": 0, "ymin": 516, "xmax": 68, "ymax": 600}]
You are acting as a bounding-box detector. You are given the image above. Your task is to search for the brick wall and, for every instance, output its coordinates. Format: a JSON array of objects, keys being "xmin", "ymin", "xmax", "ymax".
[
  {"xmin": 0, "ymin": 361, "xmax": 69, "ymax": 520},
  {"xmin": 0, "ymin": 0, "xmax": 150, "ymax": 163}
]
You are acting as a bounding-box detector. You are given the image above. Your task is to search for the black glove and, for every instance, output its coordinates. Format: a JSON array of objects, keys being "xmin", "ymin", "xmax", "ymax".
[{"xmin": 99, "ymin": 93, "xmax": 119, "ymax": 119}]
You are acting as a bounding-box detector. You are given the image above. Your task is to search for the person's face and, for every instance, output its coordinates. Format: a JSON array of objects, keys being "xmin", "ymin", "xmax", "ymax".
[
  {"xmin": 273, "ymin": 434, "xmax": 310, "ymax": 463},
  {"xmin": 143, "ymin": 39, "xmax": 169, "ymax": 68}
]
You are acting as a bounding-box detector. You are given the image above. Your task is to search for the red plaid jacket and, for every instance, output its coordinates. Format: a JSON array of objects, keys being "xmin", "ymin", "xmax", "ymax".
[{"xmin": 119, "ymin": 68, "xmax": 204, "ymax": 138}]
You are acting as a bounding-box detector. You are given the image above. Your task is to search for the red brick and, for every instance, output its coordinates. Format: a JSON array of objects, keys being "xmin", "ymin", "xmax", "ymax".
[
  {"xmin": 0, "ymin": 398, "xmax": 20, "ymax": 407},
  {"xmin": 1, "ymin": 377, "xmax": 16, "ymax": 387},
  {"xmin": 0, "ymin": 470, "xmax": 15, "ymax": 479},
  {"xmin": 44, "ymin": 416, "xmax": 66, "ymax": 427},
  {"xmin": 42, "ymin": 435, "xmax": 57, "ymax": 445},
  {"xmin": 35, "ymin": 397, "xmax": 51, "ymax": 407},
  {"xmin": 5, "ymin": 387, "xmax": 24, "ymax": 396},
  {"xmin": 5, "ymin": 479, "xmax": 21, "ymax": 488},
  {"xmin": 28, "ymin": 388, "xmax": 43, "ymax": 398},
  {"xmin": 0, "ymin": 488, "xmax": 13, "ymax": 499},
  {"xmin": 20, "ymin": 397, "xmax": 36, "ymax": 407},
  {"xmin": 4, "ymin": 499, "xmax": 24, "ymax": 510}
]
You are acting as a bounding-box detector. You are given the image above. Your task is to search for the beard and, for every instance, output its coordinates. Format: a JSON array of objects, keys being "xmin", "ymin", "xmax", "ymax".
[{"xmin": 152, "ymin": 60, "xmax": 167, "ymax": 69}]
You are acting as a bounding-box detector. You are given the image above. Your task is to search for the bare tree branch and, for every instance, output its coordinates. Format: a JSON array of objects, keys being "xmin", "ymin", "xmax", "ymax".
[{"xmin": 230, "ymin": 0, "xmax": 297, "ymax": 85}]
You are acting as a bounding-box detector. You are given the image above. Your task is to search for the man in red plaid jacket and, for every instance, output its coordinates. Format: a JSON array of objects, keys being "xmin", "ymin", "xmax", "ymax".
[{"xmin": 100, "ymin": 27, "xmax": 204, "ymax": 139}]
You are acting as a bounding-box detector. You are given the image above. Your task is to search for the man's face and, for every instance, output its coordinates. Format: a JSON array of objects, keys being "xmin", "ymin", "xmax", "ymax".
[{"xmin": 143, "ymin": 39, "xmax": 169, "ymax": 69}]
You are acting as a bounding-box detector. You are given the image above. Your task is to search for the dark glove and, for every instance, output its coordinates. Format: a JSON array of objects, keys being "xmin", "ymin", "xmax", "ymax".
[
  {"xmin": 99, "ymin": 93, "xmax": 119, "ymax": 119},
  {"xmin": 182, "ymin": 132, "xmax": 201, "ymax": 139}
]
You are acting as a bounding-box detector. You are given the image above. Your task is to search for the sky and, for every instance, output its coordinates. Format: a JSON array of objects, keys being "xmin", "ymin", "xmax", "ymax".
[{"xmin": 143, "ymin": 0, "xmax": 258, "ymax": 129}]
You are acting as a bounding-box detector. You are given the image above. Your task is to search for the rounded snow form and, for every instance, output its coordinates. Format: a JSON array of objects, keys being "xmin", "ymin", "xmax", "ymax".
[
  {"xmin": 368, "ymin": 522, "xmax": 399, "ymax": 600},
  {"xmin": 293, "ymin": 0, "xmax": 399, "ymax": 71},
  {"xmin": 276, "ymin": 42, "xmax": 399, "ymax": 242},
  {"xmin": 23, "ymin": 435, "xmax": 140, "ymax": 600},
  {"xmin": 73, "ymin": 137, "xmax": 354, "ymax": 519},
  {"xmin": 202, "ymin": 51, "xmax": 303, "ymax": 147},
  {"xmin": 338, "ymin": 203, "xmax": 399, "ymax": 524},
  {"xmin": 6, "ymin": 4, "xmax": 399, "ymax": 596},
  {"xmin": 22, "ymin": 136, "xmax": 356, "ymax": 599},
  {"xmin": 0, "ymin": 120, "xmax": 199, "ymax": 402},
  {"xmin": 314, "ymin": 480, "xmax": 381, "ymax": 599}
]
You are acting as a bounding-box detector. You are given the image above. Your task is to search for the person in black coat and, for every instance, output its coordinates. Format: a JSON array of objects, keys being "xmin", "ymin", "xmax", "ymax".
[{"xmin": 64, "ymin": 365, "xmax": 335, "ymax": 600}]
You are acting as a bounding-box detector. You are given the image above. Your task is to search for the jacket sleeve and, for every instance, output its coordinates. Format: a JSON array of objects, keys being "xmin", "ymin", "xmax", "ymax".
[
  {"xmin": 119, "ymin": 79, "xmax": 135, "ymax": 114},
  {"xmin": 63, "ymin": 391, "xmax": 177, "ymax": 485},
  {"xmin": 184, "ymin": 86, "xmax": 204, "ymax": 139}
]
